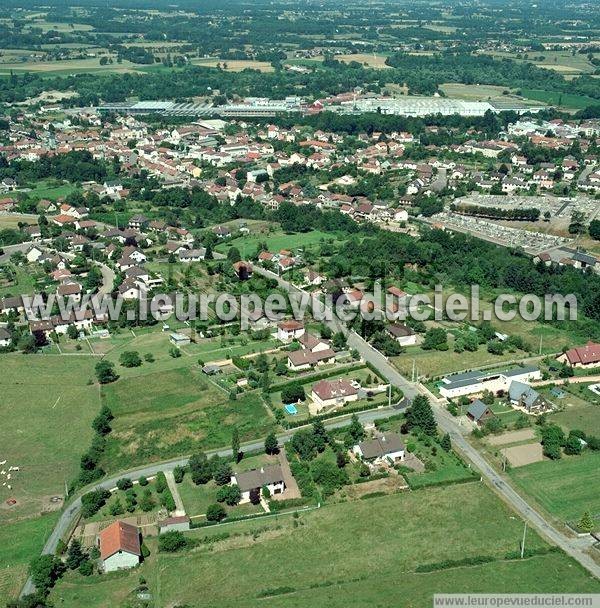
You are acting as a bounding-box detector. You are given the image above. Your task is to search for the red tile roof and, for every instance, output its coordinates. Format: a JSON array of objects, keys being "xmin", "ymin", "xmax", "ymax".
[
  {"xmin": 99, "ymin": 521, "xmax": 141, "ymax": 560},
  {"xmin": 564, "ymin": 342, "xmax": 600, "ymax": 366}
]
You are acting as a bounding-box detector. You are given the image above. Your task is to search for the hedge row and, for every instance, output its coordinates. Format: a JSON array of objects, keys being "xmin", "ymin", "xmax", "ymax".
[
  {"xmin": 404, "ymin": 472, "xmax": 479, "ymax": 491},
  {"xmin": 268, "ymin": 363, "xmax": 365, "ymax": 394}
]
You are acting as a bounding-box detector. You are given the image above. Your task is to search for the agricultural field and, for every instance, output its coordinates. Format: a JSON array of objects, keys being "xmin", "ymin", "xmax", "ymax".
[
  {"xmin": 215, "ymin": 228, "xmax": 342, "ymax": 258},
  {"xmin": 100, "ymin": 361, "xmax": 276, "ymax": 471},
  {"xmin": 0, "ymin": 513, "xmax": 59, "ymax": 606},
  {"xmin": 48, "ymin": 483, "xmax": 600, "ymax": 607},
  {"xmin": 191, "ymin": 58, "xmax": 274, "ymax": 72},
  {"xmin": 509, "ymin": 452, "xmax": 600, "ymax": 524},
  {"xmin": 482, "ymin": 50, "xmax": 597, "ymax": 76},
  {"xmin": 0, "ymin": 354, "xmax": 100, "ymax": 524},
  {"xmin": 440, "ymin": 82, "xmax": 522, "ymax": 102},
  {"xmin": 519, "ymin": 88, "xmax": 599, "ymax": 110},
  {"xmin": 334, "ymin": 53, "xmax": 391, "ymax": 69}
]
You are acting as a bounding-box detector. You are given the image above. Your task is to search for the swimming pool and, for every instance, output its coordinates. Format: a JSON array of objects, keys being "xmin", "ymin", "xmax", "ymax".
[{"xmin": 285, "ymin": 404, "xmax": 298, "ymax": 415}]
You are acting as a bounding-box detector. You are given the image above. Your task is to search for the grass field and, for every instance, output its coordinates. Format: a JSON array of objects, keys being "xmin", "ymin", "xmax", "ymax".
[
  {"xmin": 520, "ymin": 88, "xmax": 598, "ymax": 109},
  {"xmin": 216, "ymin": 229, "xmax": 341, "ymax": 257},
  {"xmin": 510, "ymin": 452, "xmax": 600, "ymax": 523},
  {"xmin": 334, "ymin": 53, "xmax": 391, "ymax": 69},
  {"xmin": 191, "ymin": 58, "xmax": 274, "ymax": 72},
  {"xmin": 440, "ymin": 82, "xmax": 520, "ymax": 101},
  {"xmin": 101, "ymin": 364, "xmax": 275, "ymax": 471},
  {"xmin": 0, "ymin": 214, "xmax": 37, "ymax": 229},
  {"xmin": 48, "ymin": 483, "xmax": 600, "ymax": 606},
  {"xmin": 544, "ymin": 384, "xmax": 600, "ymax": 437},
  {"xmin": 23, "ymin": 180, "xmax": 79, "ymax": 200},
  {"xmin": 0, "ymin": 513, "xmax": 58, "ymax": 606},
  {"xmin": 0, "ymin": 354, "xmax": 99, "ymax": 523}
]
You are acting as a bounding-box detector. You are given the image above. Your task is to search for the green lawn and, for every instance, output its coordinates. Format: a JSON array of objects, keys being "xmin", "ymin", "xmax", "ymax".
[
  {"xmin": 102, "ymin": 366, "xmax": 275, "ymax": 471},
  {"xmin": 510, "ymin": 452, "xmax": 600, "ymax": 523},
  {"xmin": 49, "ymin": 483, "xmax": 600, "ymax": 607},
  {"xmin": 0, "ymin": 513, "xmax": 59, "ymax": 606},
  {"xmin": 216, "ymin": 229, "xmax": 341, "ymax": 257},
  {"xmin": 0, "ymin": 354, "xmax": 99, "ymax": 523},
  {"xmin": 547, "ymin": 385, "xmax": 600, "ymax": 437},
  {"xmin": 24, "ymin": 180, "xmax": 78, "ymax": 200}
]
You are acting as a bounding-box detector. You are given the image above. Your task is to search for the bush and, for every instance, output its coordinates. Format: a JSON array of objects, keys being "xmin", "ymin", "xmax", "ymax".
[
  {"xmin": 138, "ymin": 476, "xmax": 149, "ymax": 486},
  {"xmin": 120, "ymin": 350, "xmax": 142, "ymax": 368},
  {"xmin": 206, "ymin": 503, "xmax": 227, "ymax": 522},
  {"xmin": 173, "ymin": 466, "xmax": 185, "ymax": 483},
  {"xmin": 116, "ymin": 477, "xmax": 133, "ymax": 491},
  {"xmin": 216, "ymin": 485, "xmax": 242, "ymax": 506},
  {"xmin": 158, "ymin": 531, "xmax": 188, "ymax": 552}
]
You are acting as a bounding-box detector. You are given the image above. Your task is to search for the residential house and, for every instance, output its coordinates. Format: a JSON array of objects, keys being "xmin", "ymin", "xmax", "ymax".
[
  {"xmin": 353, "ymin": 433, "xmax": 405, "ymax": 464},
  {"xmin": 232, "ymin": 465, "xmax": 286, "ymax": 503},
  {"xmin": 466, "ymin": 399, "xmax": 495, "ymax": 425},
  {"xmin": 439, "ymin": 366, "xmax": 541, "ymax": 399},
  {"xmin": 311, "ymin": 378, "xmax": 358, "ymax": 411},
  {"xmin": 508, "ymin": 381, "xmax": 551, "ymax": 413},
  {"xmin": 98, "ymin": 521, "xmax": 141, "ymax": 573},
  {"xmin": 277, "ymin": 320, "xmax": 305, "ymax": 342},
  {"xmin": 385, "ymin": 323, "xmax": 417, "ymax": 346},
  {"xmin": 557, "ymin": 342, "xmax": 600, "ymax": 369}
]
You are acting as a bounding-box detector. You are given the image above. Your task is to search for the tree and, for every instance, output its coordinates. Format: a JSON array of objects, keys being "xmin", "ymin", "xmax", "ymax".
[
  {"xmin": 281, "ymin": 383, "xmax": 305, "ymax": 404},
  {"xmin": 67, "ymin": 324, "xmax": 78, "ymax": 340},
  {"xmin": 95, "ymin": 360, "xmax": 118, "ymax": 384},
  {"xmin": 173, "ymin": 465, "xmax": 185, "ymax": 483},
  {"xmin": 66, "ymin": 539, "xmax": 86, "ymax": 570},
  {"xmin": 332, "ymin": 331, "xmax": 347, "ymax": 350},
  {"xmin": 440, "ymin": 433, "xmax": 451, "ymax": 452},
  {"xmin": 249, "ymin": 487, "xmax": 261, "ymax": 505},
  {"xmin": 264, "ymin": 431, "xmax": 279, "ymax": 455},
  {"xmin": 216, "ymin": 484, "xmax": 242, "ymax": 505},
  {"xmin": 116, "ymin": 477, "xmax": 132, "ymax": 491},
  {"xmin": 189, "ymin": 452, "xmax": 212, "ymax": 485},
  {"xmin": 231, "ymin": 426, "xmax": 240, "ymax": 462},
  {"xmin": 578, "ymin": 511, "xmax": 595, "ymax": 533},
  {"xmin": 120, "ymin": 350, "xmax": 142, "ymax": 367},
  {"xmin": 206, "ymin": 503, "xmax": 227, "ymax": 522},
  {"xmin": 139, "ymin": 488, "xmax": 155, "ymax": 512},
  {"xmin": 589, "ymin": 219, "xmax": 600, "ymax": 241},
  {"xmin": 406, "ymin": 395, "xmax": 437, "ymax": 436},
  {"xmin": 348, "ymin": 413, "xmax": 365, "ymax": 442},
  {"xmin": 227, "ymin": 246, "xmax": 241, "ymax": 263},
  {"xmin": 564, "ymin": 434, "xmax": 583, "ymax": 455},
  {"xmin": 29, "ymin": 555, "xmax": 65, "ymax": 594},
  {"xmin": 213, "ymin": 460, "xmax": 233, "ymax": 486},
  {"xmin": 422, "ymin": 328, "xmax": 448, "ymax": 351},
  {"xmin": 158, "ymin": 531, "xmax": 188, "ymax": 552},
  {"xmin": 78, "ymin": 560, "xmax": 93, "ymax": 576}
]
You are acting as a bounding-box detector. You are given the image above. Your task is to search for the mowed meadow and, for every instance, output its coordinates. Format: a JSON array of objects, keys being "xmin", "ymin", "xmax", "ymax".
[{"xmin": 49, "ymin": 484, "xmax": 600, "ymax": 607}]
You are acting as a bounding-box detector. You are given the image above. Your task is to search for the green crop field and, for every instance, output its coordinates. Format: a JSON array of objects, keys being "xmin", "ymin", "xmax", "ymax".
[
  {"xmin": 0, "ymin": 354, "xmax": 99, "ymax": 523},
  {"xmin": 509, "ymin": 452, "xmax": 600, "ymax": 523},
  {"xmin": 48, "ymin": 483, "xmax": 600, "ymax": 607},
  {"xmin": 520, "ymin": 89, "xmax": 598, "ymax": 109}
]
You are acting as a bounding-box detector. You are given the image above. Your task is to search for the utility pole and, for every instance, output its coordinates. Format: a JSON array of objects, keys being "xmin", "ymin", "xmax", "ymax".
[
  {"xmin": 388, "ymin": 383, "xmax": 392, "ymax": 407},
  {"xmin": 520, "ymin": 521, "xmax": 528, "ymax": 558},
  {"xmin": 539, "ymin": 335, "xmax": 543, "ymax": 356},
  {"xmin": 412, "ymin": 359, "xmax": 416, "ymax": 383}
]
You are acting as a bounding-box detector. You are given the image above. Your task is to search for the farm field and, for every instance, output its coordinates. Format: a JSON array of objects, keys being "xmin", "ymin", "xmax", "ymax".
[
  {"xmin": 216, "ymin": 228, "xmax": 342, "ymax": 257},
  {"xmin": 482, "ymin": 50, "xmax": 596, "ymax": 75},
  {"xmin": 334, "ymin": 53, "xmax": 391, "ymax": 69},
  {"xmin": 0, "ymin": 213, "xmax": 37, "ymax": 229},
  {"xmin": 509, "ymin": 452, "xmax": 600, "ymax": 523},
  {"xmin": 101, "ymin": 364, "xmax": 275, "ymax": 471},
  {"xmin": 48, "ymin": 483, "xmax": 600, "ymax": 607},
  {"xmin": 0, "ymin": 58, "xmax": 142, "ymax": 75},
  {"xmin": 520, "ymin": 88, "xmax": 599, "ymax": 109},
  {"xmin": 21, "ymin": 180, "xmax": 79, "ymax": 200},
  {"xmin": 0, "ymin": 354, "xmax": 99, "ymax": 523},
  {"xmin": 191, "ymin": 58, "xmax": 274, "ymax": 72},
  {"xmin": 0, "ymin": 513, "xmax": 58, "ymax": 606},
  {"xmin": 440, "ymin": 82, "xmax": 520, "ymax": 101}
]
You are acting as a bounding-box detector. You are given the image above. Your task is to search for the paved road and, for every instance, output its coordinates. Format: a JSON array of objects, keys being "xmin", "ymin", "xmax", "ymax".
[
  {"xmin": 250, "ymin": 263, "xmax": 600, "ymax": 578},
  {"xmin": 20, "ymin": 405, "xmax": 405, "ymax": 597},
  {"xmin": 433, "ymin": 405, "xmax": 600, "ymax": 578}
]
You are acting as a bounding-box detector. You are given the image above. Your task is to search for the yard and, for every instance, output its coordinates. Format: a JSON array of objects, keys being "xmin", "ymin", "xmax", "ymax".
[
  {"xmin": 48, "ymin": 483, "xmax": 600, "ymax": 607},
  {"xmin": 509, "ymin": 451, "xmax": 600, "ymax": 524},
  {"xmin": 215, "ymin": 228, "xmax": 341, "ymax": 258}
]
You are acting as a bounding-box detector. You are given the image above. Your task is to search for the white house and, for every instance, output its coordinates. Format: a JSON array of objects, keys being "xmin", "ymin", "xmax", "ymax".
[
  {"xmin": 311, "ymin": 378, "xmax": 359, "ymax": 412},
  {"xmin": 439, "ymin": 365, "xmax": 541, "ymax": 399},
  {"xmin": 232, "ymin": 465, "xmax": 286, "ymax": 503},
  {"xmin": 99, "ymin": 521, "xmax": 141, "ymax": 573},
  {"xmin": 277, "ymin": 320, "xmax": 305, "ymax": 342},
  {"xmin": 25, "ymin": 245, "xmax": 44, "ymax": 263},
  {"xmin": 353, "ymin": 433, "xmax": 405, "ymax": 464}
]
